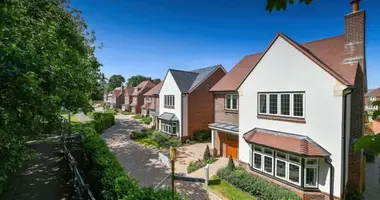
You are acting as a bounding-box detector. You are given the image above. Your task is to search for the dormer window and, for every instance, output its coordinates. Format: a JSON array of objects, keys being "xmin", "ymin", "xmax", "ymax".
[{"xmin": 225, "ymin": 94, "xmax": 238, "ymax": 110}]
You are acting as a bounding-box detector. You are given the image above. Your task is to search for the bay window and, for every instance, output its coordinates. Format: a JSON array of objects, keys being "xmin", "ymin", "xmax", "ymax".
[
  {"xmin": 161, "ymin": 121, "xmax": 178, "ymax": 135},
  {"xmin": 225, "ymin": 94, "xmax": 238, "ymax": 110},
  {"xmin": 258, "ymin": 92, "xmax": 305, "ymax": 118},
  {"xmin": 250, "ymin": 144, "xmax": 319, "ymax": 189}
]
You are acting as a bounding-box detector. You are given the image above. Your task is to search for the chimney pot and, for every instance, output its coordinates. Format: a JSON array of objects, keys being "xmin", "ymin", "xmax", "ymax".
[{"xmin": 350, "ymin": 0, "xmax": 360, "ymax": 13}]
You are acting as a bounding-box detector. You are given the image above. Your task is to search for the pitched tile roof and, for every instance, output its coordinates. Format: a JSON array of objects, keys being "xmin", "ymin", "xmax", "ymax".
[
  {"xmin": 144, "ymin": 82, "xmax": 163, "ymax": 96},
  {"xmin": 169, "ymin": 65, "xmax": 224, "ymax": 93},
  {"xmin": 366, "ymin": 87, "xmax": 380, "ymax": 97},
  {"xmin": 113, "ymin": 87, "xmax": 122, "ymax": 97},
  {"xmin": 124, "ymin": 86, "xmax": 134, "ymax": 97},
  {"xmin": 158, "ymin": 112, "xmax": 179, "ymax": 121},
  {"xmin": 243, "ymin": 128, "xmax": 330, "ymax": 157},
  {"xmin": 131, "ymin": 81, "xmax": 156, "ymax": 96},
  {"xmin": 141, "ymin": 102, "xmax": 153, "ymax": 110},
  {"xmin": 210, "ymin": 33, "xmax": 358, "ymax": 92}
]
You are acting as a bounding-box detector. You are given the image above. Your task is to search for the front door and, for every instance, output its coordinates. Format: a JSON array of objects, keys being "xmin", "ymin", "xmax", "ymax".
[{"xmin": 226, "ymin": 134, "xmax": 238, "ymax": 159}]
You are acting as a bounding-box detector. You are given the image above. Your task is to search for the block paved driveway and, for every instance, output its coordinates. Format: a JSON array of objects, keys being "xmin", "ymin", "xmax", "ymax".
[{"xmin": 101, "ymin": 114, "xmax": 215, "ymax": 200}]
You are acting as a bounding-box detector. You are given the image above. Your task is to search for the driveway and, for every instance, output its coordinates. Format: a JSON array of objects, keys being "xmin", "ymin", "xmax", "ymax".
[
  {"xmin": 364, "ymin": 156, "xmax": 380, "ymax": 200},
  {"xmin": 101, "ymin": 115, "xmax": 215, "ymax": 200}
]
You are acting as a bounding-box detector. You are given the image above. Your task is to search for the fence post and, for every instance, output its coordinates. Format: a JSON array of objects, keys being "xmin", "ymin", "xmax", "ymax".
[{"xmin": 204, "ymin": 164, "xmax": 209, "ymax": 186}]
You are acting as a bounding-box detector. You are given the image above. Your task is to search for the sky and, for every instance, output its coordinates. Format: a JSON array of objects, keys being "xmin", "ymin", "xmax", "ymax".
[{"xmin": 71, "ymin": 0, "xmax": 380, "ymax": 89}]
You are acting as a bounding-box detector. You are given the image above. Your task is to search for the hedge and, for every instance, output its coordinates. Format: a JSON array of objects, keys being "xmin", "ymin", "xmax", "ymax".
[
  {"xmin": 81, "ymin": 113, "xmax": 181, "ymax": 200},
  {"xmin": 217, "ymin": 167, "xmax": 301, "ymax": 200}
]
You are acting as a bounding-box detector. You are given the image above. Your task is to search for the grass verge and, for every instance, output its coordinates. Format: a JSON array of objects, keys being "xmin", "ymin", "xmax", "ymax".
[{"xmin": 203, "ymin": 176, "xmax": 255, "ymax": 200}]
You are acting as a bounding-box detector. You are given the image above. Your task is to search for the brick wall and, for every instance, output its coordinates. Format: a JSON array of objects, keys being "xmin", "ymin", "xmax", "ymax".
[
  {"xmin": 214, "ymin": 93, "xmax": 239, "ymax": 125},
  {"xmin": 187, "ymin": 68, "xmax": 226, "ymax": 137}
]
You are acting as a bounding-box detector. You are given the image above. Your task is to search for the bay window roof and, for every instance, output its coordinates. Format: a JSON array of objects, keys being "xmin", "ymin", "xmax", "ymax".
[
  {"xmin": 243, "ymin": 128, "xmax": 330, "ymax": 157},
  {"xmin": 158, "ymin": 112, "xmax": 179, "ymax": 121}
]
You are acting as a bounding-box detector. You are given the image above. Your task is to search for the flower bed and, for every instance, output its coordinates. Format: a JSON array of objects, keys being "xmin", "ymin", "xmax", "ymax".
[
  {"xmin": 216, "ymin": 167, "xmax": 301, "ymax": 200},
  {"xmin": 130, "ymin": 130, "xmax": 181, "ymax": 148},
  {"xmin": 187, "ymin": 157, "xmax": 218, "ymax": 173}
]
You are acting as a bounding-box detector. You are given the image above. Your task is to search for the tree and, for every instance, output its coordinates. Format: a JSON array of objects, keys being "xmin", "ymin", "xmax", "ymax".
[
  {"xmin": 203, "ymin": 145, "xmax": 212, "ymax": 161},
  {"xmin": 127, "ymin": 75, "xmax": 151, "ymax": 87},
  {"xmin": 266, "ymin": 0, "xmax": 313, "ymax": 12},
  {"xmin": 152, "ymin": 78, "xmax": 161, "ymax": 84},
  {"xmin": 107, "ymin": 74, "xmax": 125, "ymax": 92},
  {"xmin": 227, "ymin": 155, "xmax": 236, "ymax": 170}
]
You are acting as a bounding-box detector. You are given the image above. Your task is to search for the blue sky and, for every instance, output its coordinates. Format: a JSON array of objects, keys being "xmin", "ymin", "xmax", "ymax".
[{"xmin": 72, "ymin": 0, "xmax": 380, "ymax": 89}]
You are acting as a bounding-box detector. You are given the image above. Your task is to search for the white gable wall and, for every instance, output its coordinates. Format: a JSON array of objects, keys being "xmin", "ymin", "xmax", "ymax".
[
  {"xmin": 159, "ymin": 71, "xmax": 183, "ymax": 137},
  {"xmin": 238, "ymin": 36, "xmax": 346, "ymax": 197}
]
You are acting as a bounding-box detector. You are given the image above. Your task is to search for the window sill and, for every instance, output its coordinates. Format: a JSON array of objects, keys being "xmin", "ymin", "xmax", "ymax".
[
  {"xmin": 257, "ymin": 115, "xmax": 306, "ymax": 124},
  {"xmin": 225, "ymin": 109, "xmax": 238, "ymax": 114},
  {"xmin": 164, "ymin": 106, "xmax": 175, "ymax": 109}
]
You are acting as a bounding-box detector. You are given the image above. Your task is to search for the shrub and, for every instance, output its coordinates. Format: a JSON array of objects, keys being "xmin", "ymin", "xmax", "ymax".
[
  {"xmin": 216, "ymin": 167, "xmax": 301, "ymax": 200},
  {"xmin": 141, "ymin": 116, "xmax": 152, "ymax": 125},
  {"xmin": 130, "ymin": 131, "xmax": 152, "ymax": 140},
  {"xmin": 203, "ymin": 145, "xmax": 212, "ymax": 160},
  {"xmin": 346, "ymin": 190, "xmax": 364, "ymax": 200},
  {"xmin": 187, "ymin": 157, "xmax": 217, "ymax": 173},
  {"xmin": 132, "ymin": 114, "xmax": 143, "ymax": 120},
  {"xmin": 191, "ymin": 130, "xmax": 211, "ymax": 142},
  {"xmin": 91, "ymin": 112, "xmax": 115, "ymax": 134},
  {"xmin": 227, "ymin": 155, "xmax": 235, "ymax": 170},
  {"xmin": 105, "ymin": 108, "xmax": 116, "ymax": 114}
]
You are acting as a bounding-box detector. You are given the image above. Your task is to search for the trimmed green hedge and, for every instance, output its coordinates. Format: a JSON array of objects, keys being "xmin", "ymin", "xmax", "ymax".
[
  {"xmin": 217, "ymin": 167, "xmax": 301, "ymax": 200},
  {"xmin": 81, "ymin": 113, "xmax": 181, "ymax": 200}
]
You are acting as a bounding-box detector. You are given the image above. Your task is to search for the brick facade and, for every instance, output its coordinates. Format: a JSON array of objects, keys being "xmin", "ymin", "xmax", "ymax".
[
  {"xmin": 213, "ymin": 93, "xmax": 239, "ymax": 125},
  {"xmin": 187, "ymin": 68, "xmax": 226, "ymax": 138}
]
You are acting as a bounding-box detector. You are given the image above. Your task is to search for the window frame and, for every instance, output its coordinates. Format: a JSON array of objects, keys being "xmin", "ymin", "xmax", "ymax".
[
  {"xmin": 258, "ymin": 92, "xmax": 305, "ymax": 118},
  {"xmin": 370, "ymin": 96, "xmax": 376, "ymax": 101},
  {"xmin": 225, "ymin": 94, "xmax": 238, "ymax": 110},
  {"xmin": 304, "ymin": 158, "xmax": 319, "ymax": 188},
  {"xmin": 164, "ymin": 95, "xmax": 175, "ymax": 107}
]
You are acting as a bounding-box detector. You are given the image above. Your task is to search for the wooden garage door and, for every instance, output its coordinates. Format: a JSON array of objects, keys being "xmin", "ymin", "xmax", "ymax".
[{"xmin": 226, "ymin": 134, "xmax": 238, "ymax": 159}]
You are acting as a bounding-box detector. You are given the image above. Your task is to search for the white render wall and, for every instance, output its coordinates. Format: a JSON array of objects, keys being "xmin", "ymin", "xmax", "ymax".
[
  {"xmin": 159, "ymin": 71, "xmax": 183, "ymax": 137},
  {"xmin": 182, "ymin": 94, "xmax": 189, "ymax": 138},
  {"xmin": 238, "ymin": 36, "xmax": 346, "ymax": 197}
]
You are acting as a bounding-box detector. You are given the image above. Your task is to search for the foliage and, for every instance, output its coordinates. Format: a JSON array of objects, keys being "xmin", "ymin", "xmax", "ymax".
[
  {"xmin": 130, "ymin": 130, "xmax": 152, "ymax": 140},
  {"xmin": 136, "ymin": 138, "xmax": 161, "ymax": 148},
  {"xmin": 152, "ymin": 78, "xmax": 161, "ymax": 84},
  {"xmin": 266, "ymin": 0, "xmax": 313, "ymax": 12},
  {"xmin": 190, "ymin": 130, "xmax": 212, "ymax": 142},
  {"xmin": 141, "ymin": 116, "xmax": 152, "ymax": 125},
  {"xmin": 345, "ymin": 189, "xmax": 364, "ymax": 200},
  {"xmin": 130, "ymin": 130, "xmax": 181, "ymax": 148},
  {"xmin": 106, "ymin": 74, "xmax": 125, "ymax": 92},
  {"xmin": 356, "ymin": 100, "xmax": 380, "ymax": 154},
  {"xmin": 227, "ymin": 156, "xmax": 236, "ymax": 170},
  {"xmin": 127, "ymin": 75, "xmax": 151, "ymax": 87},
  {"xmin": 132, "ymin": 114, "xmax": 143, "ymax": 119},
  {"xmin": 205, "ymin": 176, "xmax": 255, "ymax": 200},
  {"xmin": 120, "ymin": 111, "xmax": 132, "ymax": 115},
  {"xmin": 81, "ymin": 115, "xmax": 181, "ymax": 200},
  {"xmin": 105, "ymin": 108, "xmax": 117, "ymax": 115},
  {"xmin": 91, "ymin": 112, "xmax": 115, "ymax": 134},
  {"xmin": 217, "ymin": 167, "xmax": 301, "ymax": 200},
  {"xmin": 203, "ymin": 145, "xmax": 212, "ymax": 160},
  {"xmin": 187, "ymin": 157, "xmax": 217, "ymax": 173}
]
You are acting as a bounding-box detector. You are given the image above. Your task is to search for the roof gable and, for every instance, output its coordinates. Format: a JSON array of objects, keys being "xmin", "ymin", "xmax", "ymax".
[
  {"xmin": 131, "ymin": 81, "xmax": 155, "ymax": 96},
  {"xmin": 144, "ymin": 82, "xmax": 163, "ymax": 96}
]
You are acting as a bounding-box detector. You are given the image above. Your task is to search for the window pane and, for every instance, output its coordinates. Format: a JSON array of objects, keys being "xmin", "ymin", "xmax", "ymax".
[
  {"xmin": 269, "ymin": 94, "xmax": 278, "ymax": 114},
  {"xmin": 293, "ymin": 94, "xmax": 303, "ymax": 117},
  {"xmin": 289, "ymin": 164, "xmax": 300, "ymax": 183},
  {"xmin": 289, "ymin": 155, "xmax": 300, "ymax": 163},
  {"xmin": 254, "ymin": 153, "xmax": 262, "ymax": 169},
  {"xmin": 226, "ymin": 95, "xmax": 231, "ymax": 109},
  {"xmin": 232, "ymin": 95, "xmax": 237, "ymax": 109},
  {"xmin": 276, "ymin": 160, "xmax": 286, "ymax": 178},
  {"xmin": 254, "ymin": 146, "xmax": 262, "ymax": 152},
  {"xmin": 305, "ymin": 167, "xmax": 317, "ymax": 187},
  {"xmin": 306, "ymin": 159, "xmax": 318, "ymax": 165},
  {"xmin": 259, "ymin": 94, "xmax": 267, "ymax": 113},
  {"xmin": 264, "ymin": 156, "xmax": 273, "ymax": 173},
  {"xmin": 277, "ymin": 152, "xmax": 286, "ymax": 159},
  {"xmin": 264, "ymin": 148, "xmax": 273, "ymax": 155},
  {"xmin": 281, "ymin": 94, "xmax": 290, "ymax": 115}
]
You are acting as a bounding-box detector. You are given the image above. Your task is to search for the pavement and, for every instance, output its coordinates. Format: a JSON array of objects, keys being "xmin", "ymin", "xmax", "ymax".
[
  {"xmin": 364, "ymin": 155, "xmax": 380, "ymax": 200},
  {"xmin": 101, "ymin": 114, "xmax": 218, "ymax": 200}
]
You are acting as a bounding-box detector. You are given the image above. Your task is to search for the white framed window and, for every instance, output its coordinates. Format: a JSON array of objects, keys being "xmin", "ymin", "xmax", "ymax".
[
  {"xmin": 370, "ymin": 96, "xmax": 376, "ymax": 101},
  {"xmin": 258, "ymin": 92, "xmax": 305, "ymax": 118},
  {"xmin": 225, "ymin": 94, "xmax": 238, "ymax": 110},
  {"xmin": 305, "ymin": 158, "xmax": 318, "ymax": 188},
  {"xmin": 252, "ymin": 145, "xmax": 274, "ymax": 175},
  {"xmin": 161, "ymin": 122, "xmax": 178, "ymax": 135},
  {"xmin": 164, "ymin": 95, "xmax": 175, "ymax": 107}
]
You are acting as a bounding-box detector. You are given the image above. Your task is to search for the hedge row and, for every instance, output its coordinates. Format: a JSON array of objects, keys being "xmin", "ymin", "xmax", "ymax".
[
  {"xmin": 217, "ymin": 167, "xmax": 301, "ymax": 200},
  {"xmin": 92, "ymin": 112, "xmax": 115, "ymax": 133},
  {"xmin": 81, "ymin": 113, "xmax": 181, "ymax": 200}
]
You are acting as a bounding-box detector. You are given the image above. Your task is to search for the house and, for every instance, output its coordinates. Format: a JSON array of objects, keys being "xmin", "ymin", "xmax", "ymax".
[
  {"xmin": 141, "ymin": 82, "xmax": 163, "ymax": 128},
  {"xmin": 121, "ymin": 85, "xmax": 134, "ymax": 111},
  {"xmin": 110, "ymin": 86, "xmax": 124, "ymax": 108},
  {"xmin": 365, "ymin": 87, "xmax": 380, "ymax": 111},
  {"xmin": 130, "ymin": 81, "xmax": 156, "ymax": 114},
  {"xmin": 209, "ymin": 1, "xmax": 366, "ymax": 199},
  {"xmin": 104, "ymin": 91, "xmax": 114, "ymax": 107},
  {"xmin": 158, "ymin": 65, "xmax": 226, "ymax": 140}
]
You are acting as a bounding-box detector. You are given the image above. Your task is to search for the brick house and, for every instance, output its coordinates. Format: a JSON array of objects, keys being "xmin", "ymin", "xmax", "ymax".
[
  {"xmin": 130, "ymin": 81, "xmax": 156, "ymax": 114},
  {"xmin": 121, "ymin": 85, "xmax": 134, "ymax": 111},
  {"xmin": 364, "ymin": 87, "xmax": 380, "ymax": 111},
  {"xmin": 110, "ymin": 86, "xmax": 124, "ymax": 109},
  {"xmin": 158, "ymin": 65, "xmax": 226, "ymax": 140},
  {"xmin": 141, "ymin": 82, "xmax": 163, "ymax": 128},
  {"xmin": 209, "ymin": 1, "xmax": 366, "ymax": 199}
]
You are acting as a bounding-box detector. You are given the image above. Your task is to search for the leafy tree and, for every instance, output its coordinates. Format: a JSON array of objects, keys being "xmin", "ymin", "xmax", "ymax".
[
  {"xmin": 152, "ymin": 78, "xmax": 161, "ymax": 84},
  {"xmin": 266, "ymin": 0, "xmax": 313, "ymax": 12},
  {"xmin": 127, "ymin": 75, "xmax": 151, "ymax": 87},
  {"xmin": 107, "ymin": 74, "xmax": 125, "ymax": 92}
]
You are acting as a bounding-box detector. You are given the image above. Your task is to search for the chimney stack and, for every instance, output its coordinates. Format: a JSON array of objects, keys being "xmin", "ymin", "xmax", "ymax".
[{"xmin": 350, "ymin": 0, "xmax": 360, "ymax": 13}]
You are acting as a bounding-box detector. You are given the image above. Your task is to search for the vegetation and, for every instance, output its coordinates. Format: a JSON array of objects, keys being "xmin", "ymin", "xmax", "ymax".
[
  {"xmin": 217, "ymin": 167, "xmax": 301, "ymax": 200},
  {"xmin": 203, "ymin": 145, "xmax": 212, "ymax": 160},
  {"xmin": 185, "ymin": 130, "xmax": 212, "ymax": 144},
  {"xmin": 130, "ymin": 130, "xmax": 181, "ymax": 148},
  {"xmin": 203, "ymin": 176, "xmax": 255, "ymax": 200},
  {"xmin": 0, "ymin": 0, "xmax": 102, "ymax": 195},
  {"xmin": 227, "ymin": 156, "xmax": 236, "ymax": 170},
  {"xmin": 127, "ymin": 75, "xmax": 161, "ymax": 87},
  {"xmin": 187, "ymin": 157, "xmax": 217, "ymax": 173},
  {"xmin": 132, "ymin": 114, "xmax": 153, "ymax": 124},
  {"xmin": 120, "ymin": 111, "xmax": 133, "ymax": 115},
  {"xmin": 80, "ymin": 113, "xmax": 181, "ymax": 200},
  {"xmin": 106, "ymin": 74, "xmax": 125, "ymax": 92},
  {"xmin": 266, "ymin": 0, "xmax": 313, "ymax": 12}
]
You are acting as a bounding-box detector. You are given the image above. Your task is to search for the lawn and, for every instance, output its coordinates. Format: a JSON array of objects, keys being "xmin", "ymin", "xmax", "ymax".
[
  {"xmin": 132, "ymin": 114, "xmax": 152, "ymax": 124},
  {"xmin": 203, "ymin": 176, "xmax": 255, "ymax": 200}
]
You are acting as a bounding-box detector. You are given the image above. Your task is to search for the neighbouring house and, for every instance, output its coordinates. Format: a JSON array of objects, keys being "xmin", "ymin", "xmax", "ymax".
[
  {"xmin": 130, "ymin": 81, "xmax": 156, "ymax": 114},
  {"xmin": 110, "ymin": 86, "xmax": 124, "ymax": 109},
  {"xmin": 105, "ymin": 91, "xmax": 114, "ymax": 107},
  {"xmin": 158, "ymin": 65, "xmax": 226, "ymax": 140},
  {"xmin": 365, "ymin": 87, "xmax": 380, "ymax": 111},
  {"xmin": 209, "ymin": 1, "xmax": 366, "ymax": 199},
  {"xmin": 121, "ymin": 85, "xmax": 134, "ymax": 111},
  {"xmin": 141, "ymin": 82, "xmax": 163, "ymax": 128}
]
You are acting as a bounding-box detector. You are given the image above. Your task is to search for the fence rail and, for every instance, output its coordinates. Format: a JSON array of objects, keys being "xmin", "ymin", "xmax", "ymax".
[{"xmin": 62, "ymin": 134, "xmax": 96, "ymax": 200}]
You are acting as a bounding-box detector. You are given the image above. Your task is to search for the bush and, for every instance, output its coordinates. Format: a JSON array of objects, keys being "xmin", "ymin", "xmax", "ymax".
[
  {"xmin": 132, "ymin": 114, "xmax": 143, "ymax": 120},
  {"xmin": 91, "ymin": 112, "xmax": 115, "ymax": 134},
  {"xmin": 130, "ymin": 130, "xmax": 152, "ymax": 140},
  {"xmin": 346, "ymin": 190, "xmax": 364, "ymax": 200},
  {"xmin": 227, "ymin": 155, "xmax": 235, "ymax": 170},
  {"xmin": 203, "ymin": 145, "xmax": 212, "ymax": 160},
  {"xmin": 141, "ymin": 116, "xmax": 152, "ymax": 125},
  {"xmin": 187, "ymin": 157, "xmax": 217, "ymax": 173},
  {"xmin": 189, "ymin": 130, "xmax": 211, "ymax": 142},
  {"xmin": 130, "ymin": 131, "xmax": 181, "ymax": 148},
  {"xmin": 105, "ymin": 108, "xmax": 116, "ymax": 115},
  {"xmin": 217, "ymin": 167, "xmax": 301, "ymax": 200}
]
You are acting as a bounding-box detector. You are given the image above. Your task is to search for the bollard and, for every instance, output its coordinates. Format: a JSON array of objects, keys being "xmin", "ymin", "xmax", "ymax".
[{"xmin": 204, "ymin": 164, "xmax": 209, "ymax": 185}]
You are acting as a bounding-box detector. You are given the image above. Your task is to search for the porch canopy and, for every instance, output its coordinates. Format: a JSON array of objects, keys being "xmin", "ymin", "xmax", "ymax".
[
  {"xmin": 158, "ymin": 112, "xmax": 179, "ymax": 121},
  {"xmin": 209, "ymin": 122, "xmax": 239, "ymax": 134},
  {"xmin": 243, "ymin": 128, "xmax": 330, "ymax": 157}
]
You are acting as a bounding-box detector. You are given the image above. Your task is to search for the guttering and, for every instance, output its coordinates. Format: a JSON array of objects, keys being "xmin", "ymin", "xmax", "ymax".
[
  {"xmin": 325, "ymin": 157, "xmax": 335, "ymax": 200},
  {"xmin": 341, "ymin": 86, "xmax": 355, "ymax": 200},
  {"xmin": 181, "ymin": 93, "xmax": 185, "ymax": 140}
]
